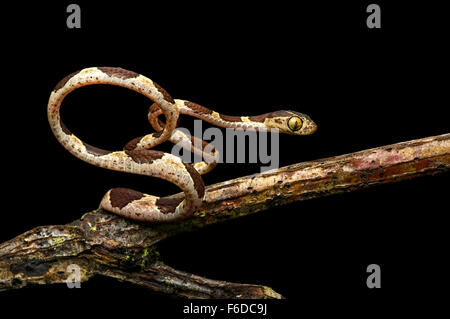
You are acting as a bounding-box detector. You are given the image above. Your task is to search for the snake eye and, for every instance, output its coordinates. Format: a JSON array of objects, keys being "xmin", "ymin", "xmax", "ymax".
[{"xmin": 287, "ymin": 116, "xmax": 303, "ymax": 131}]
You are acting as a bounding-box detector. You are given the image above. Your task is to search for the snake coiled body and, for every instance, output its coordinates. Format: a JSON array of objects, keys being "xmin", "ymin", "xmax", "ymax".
[{"xmin": 48, "ymin": 67, "xmax": 317, "ymax": 222}]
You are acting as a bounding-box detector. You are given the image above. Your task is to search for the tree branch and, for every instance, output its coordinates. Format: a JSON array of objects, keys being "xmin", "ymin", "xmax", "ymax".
[{"xmin": 0, "ymin": 133, "xmax": 448, "ymax": 297}]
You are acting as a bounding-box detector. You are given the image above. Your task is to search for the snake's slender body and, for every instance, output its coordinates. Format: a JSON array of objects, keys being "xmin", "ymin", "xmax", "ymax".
[{"xmin": 48, "ymin": 67, "xmax": 317, "ymax": 222}]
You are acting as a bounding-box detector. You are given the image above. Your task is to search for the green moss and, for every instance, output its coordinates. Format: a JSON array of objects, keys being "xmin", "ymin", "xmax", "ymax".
[
  {"xmin": 68, "ymin": 226, "xmax": 80, "ymax": 238},
  {"xmin": 87, "ymin": 222, "xmax": 97, "ymax": 232},
  {"xmin": 140, "ymin": 246, "xmax": 160, "ymax": 269},
  {"xmin": 82, "ymin": 260, "xmax": 93, "ymax": 278},
  {"xmin": 53, "ymin": 237, "xmax": 65, "ymax": 244},
  {"xmin": 80, "ymin": 212, "xmax": 90, "ymax": 220},
  {"xmin": 120, "ymin": 254, "xmax": 136, "ymax": 268}
]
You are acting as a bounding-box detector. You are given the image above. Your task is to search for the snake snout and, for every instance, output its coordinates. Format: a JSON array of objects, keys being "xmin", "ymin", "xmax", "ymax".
[{"xmin": 306, "ymin": 120, "xmax": 318, "ymax": 134}]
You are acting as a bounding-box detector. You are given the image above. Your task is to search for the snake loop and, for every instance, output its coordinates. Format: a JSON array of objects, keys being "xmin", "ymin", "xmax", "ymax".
[{"xmin": 48, "ymin": 67, "xmax": 317, "ymax": 222}]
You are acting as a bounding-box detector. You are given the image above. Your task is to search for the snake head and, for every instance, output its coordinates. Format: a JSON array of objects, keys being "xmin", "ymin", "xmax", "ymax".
[{"xmin": 263, "ymin": 111, "xmax": 317, "ymax": 135}]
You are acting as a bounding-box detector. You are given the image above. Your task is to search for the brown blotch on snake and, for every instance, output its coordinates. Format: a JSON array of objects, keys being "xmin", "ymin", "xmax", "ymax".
[
  {"xmin": 53, "ymin": 70, "xmax": 80, "ymax": 92},
  {"xmin": 83, "ymin": 142, "xmax": 111, "ymax": 156},
  {"xmin": 124, "ymin": 136, "xmax": 143, "ymax": 151},
  {"xmin": 269, "ymin": 110, "xmax": 293, "ymax": 117},
  {"xmin": 248, "ymin": 114, "xmax": 269, "ymax": 123},
  {"xmin": 98, "ymin": 67, "xmax": 139, "ymax": 80},
  {"xmin": 125, "ymin": 150, "xmax": 165, "ymax": 164},
  {"xmin": 109, "ymin": 188, "xmax": 145, "ymax": 209},
  {"xmin": 152, "ymin": 82, "xmax": 175, "ymax": 104},
  {"xmin": 218, "ymin": 114, "xmax": 244, "ymax": 122},
  {"xmin": 182, "ymin": 162, "xmax": 205, "ymax": 197},
  {"xmin": 124, "ymin": 132, "xmax": 164, "ymax": 151},
  {"xmin": 184, "ymin": 101, "xmax": 213, "ymax": 115},
  {"xmin": 155, "ymin": 196, "xmax": 185, "ymax": 215},
  {"xmin": 249, "ymin": 112, "xmax": 290, "ymax": 123}
]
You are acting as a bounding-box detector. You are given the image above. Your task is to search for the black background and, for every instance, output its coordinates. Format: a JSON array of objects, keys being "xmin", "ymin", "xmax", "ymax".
[{"xmin": 1, "ymin": 1, "xmax": 448, "ymax": 316}]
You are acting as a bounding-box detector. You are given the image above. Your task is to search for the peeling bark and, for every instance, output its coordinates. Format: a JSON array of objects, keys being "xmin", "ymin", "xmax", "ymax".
[{"xmin": 0, "ymin": 134, "xmax": 448, "ymax": 298}]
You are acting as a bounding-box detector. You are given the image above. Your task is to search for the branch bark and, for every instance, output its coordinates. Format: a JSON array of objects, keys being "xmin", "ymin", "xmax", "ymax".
[{"xmin": 1, "ymin": 133, "xmax": 448, "ymax": 298}]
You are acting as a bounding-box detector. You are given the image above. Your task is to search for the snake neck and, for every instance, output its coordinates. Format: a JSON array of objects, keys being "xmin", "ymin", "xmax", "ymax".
[{"xmin": 176, "ymin": 100, "xmax": 267, "ymax": 131}]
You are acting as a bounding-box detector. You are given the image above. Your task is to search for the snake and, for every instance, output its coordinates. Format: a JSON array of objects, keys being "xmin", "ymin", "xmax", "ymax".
[{"xmin": 48, "ymin": 67, "xmax": 317, "ymax": 222}]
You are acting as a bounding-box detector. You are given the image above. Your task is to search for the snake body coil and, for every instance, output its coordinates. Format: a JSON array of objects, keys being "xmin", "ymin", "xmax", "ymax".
[{"xmin": 48, "ymin": 67, "xmax": 317, "ymax": 222}]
